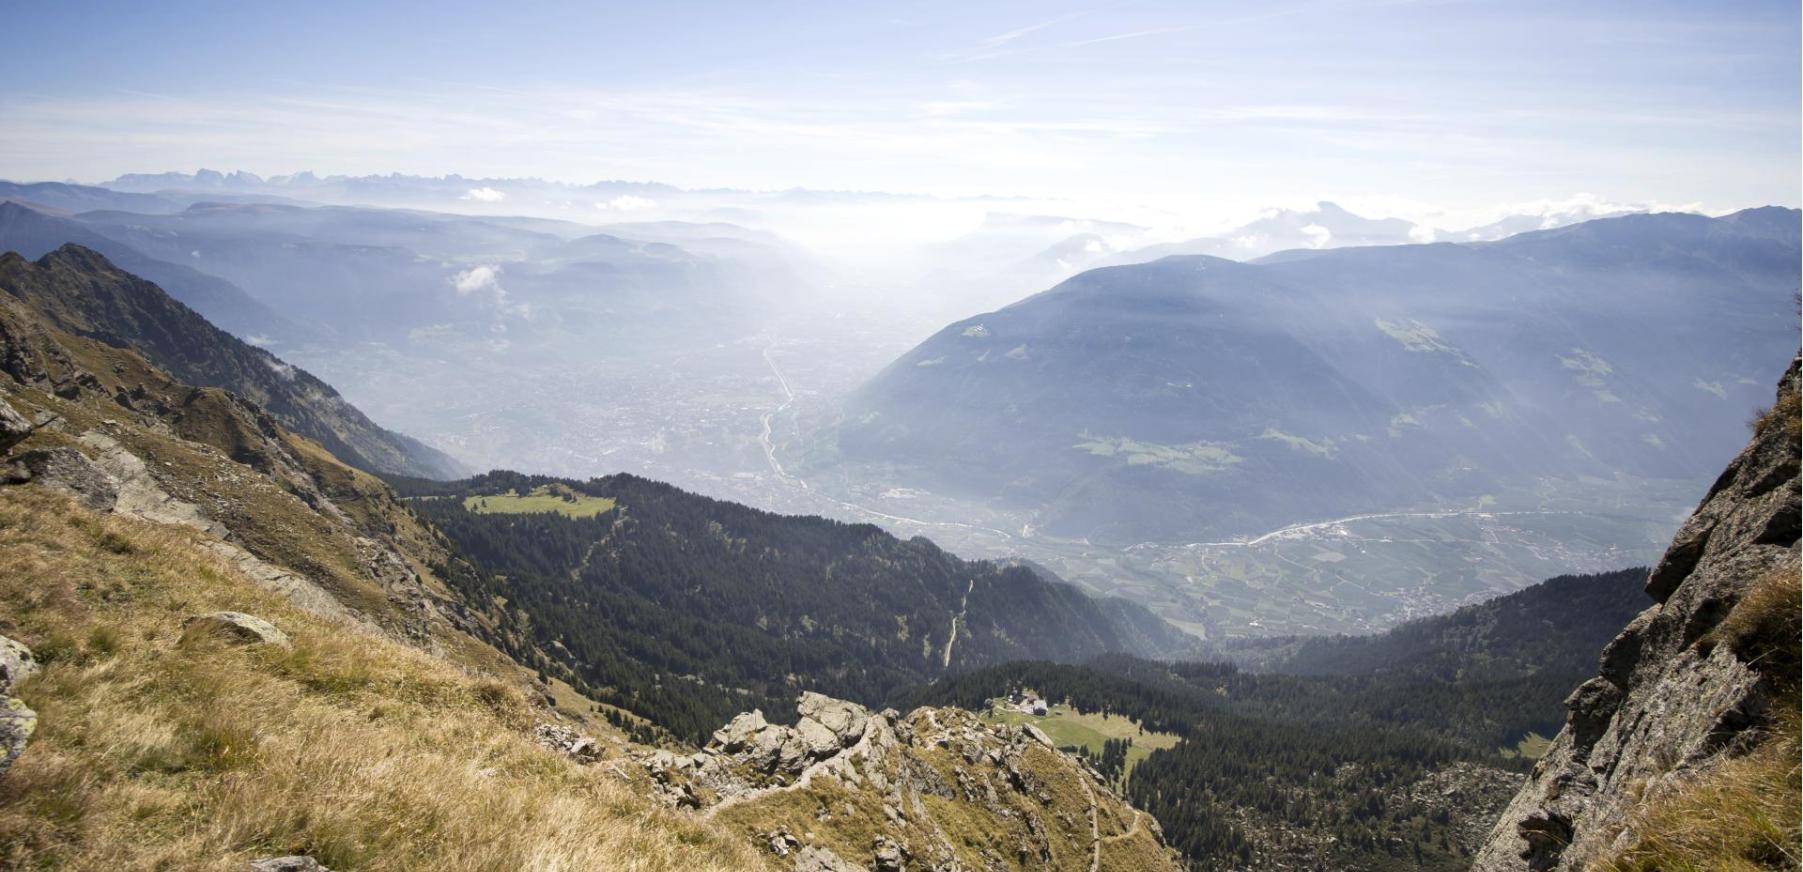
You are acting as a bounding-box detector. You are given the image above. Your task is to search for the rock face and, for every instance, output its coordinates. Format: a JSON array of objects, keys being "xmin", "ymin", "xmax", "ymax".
[
  {"xmin": 0, "ymin": 396, "xmax": 31, "ymax": 454},
  {"xmin": 0, "ymin": 635, "xmax": 38, "ymax": 777},
  {"xmin": 180, "ymin": 612, "xmax": 292, "ymax": 648},
  {"xmin": 2, "ymin": 446, "xmax": 119, "ymax": 510},
  {"xmin": 644, "ymin": 693, "xmax": 1183, "ymax": 871},
  {"xmin": 1473, "ymin": 356, "xmax": 1801, "ymax": 871}
]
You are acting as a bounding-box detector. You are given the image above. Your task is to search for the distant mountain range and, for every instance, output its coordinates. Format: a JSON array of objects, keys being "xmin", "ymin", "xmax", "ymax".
[{"xmin": 827, "ymin": 208, "xmax": 1801, "ymax": 543}]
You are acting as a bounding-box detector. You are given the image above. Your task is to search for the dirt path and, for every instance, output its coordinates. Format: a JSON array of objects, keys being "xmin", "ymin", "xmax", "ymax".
[
  {"xmin": 1077, "ymin": 774, "xmax": 1101, "ymax": 872},
  {"xmin": 1103, "ymin": 809, "xmax": 1143, "ymax": 845}
]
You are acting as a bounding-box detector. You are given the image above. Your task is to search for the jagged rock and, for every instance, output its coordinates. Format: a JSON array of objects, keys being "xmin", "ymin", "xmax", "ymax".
[
  {"xmin": 795, "ymin": 716, "xmax": 841, "ymax": 759},
  {"xmin": 249, "ymin": 857, "xmax": 331, "ymax": 872},
  {"xmin": 0, "ymin": 696, "xmax": 35, "ymax": 777},
  {"xmin": 534, "ymin": 723, "xmax": 600, "ymax": 761},
  {"xmin": 793, "ymin": 845, "xmax": 859, "ymax": 872},
  {"xmin": 766, "ymin": 829, "xmax": 802, "ymax": 857},
  {"xmin": 0, "ymin": 397, "xmax": 31, "ymax": 454},
  {"xmin": 0, "ymin": 636, "xmax": 37, "ymax": 693},
  {"xmin": 712, "ymin": 709, "xmax": 769, "ymax": 752},
  {"xmin": 872, "ymin": 835, "xmax": 908, "ymax": 871},
  {"xmin": 3, "ymin": 446, "xmax": 119, "ymax": 510},
  {"xmin": 0, "ymin": 635, "xmax": 38, "ymax": 778},
  {"xmin": 798, "ymin": 691, "xmax": 868, "ymax": 745},
  {"xmin": 1473, "ymin": 356, "xmax": 1802, "ymax": 871},
  {"xmin": 181, "ymin": 612, "xmax": 291, "ymax": 648},
  {"xmin": 1022, "ymin": 724, "xmax": 1053, "ymax": 748}
]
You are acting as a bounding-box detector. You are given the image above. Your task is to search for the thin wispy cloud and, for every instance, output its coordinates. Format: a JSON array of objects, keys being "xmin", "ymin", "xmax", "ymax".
[{"xmin": 975, "ymin": 12, "xmax": 1085, "ymax": 48}]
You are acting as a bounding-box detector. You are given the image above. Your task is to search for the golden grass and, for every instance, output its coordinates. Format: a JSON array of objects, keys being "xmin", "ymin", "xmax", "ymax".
[
  {"xmin": 1598, "ymin": 559, "xmax": 1802, "ymax": 872},
  {"xmin": 1710, "ymin": 561, "xmax": 1803, "ymax": 687},
  {"xmin": 0, "ymin": 485, "xmax": 769, "ymax": 872},
  {"xmin": 1753, "ymin": 376, "xmax": 1801, "ymax": 442},
  {"xmin": 1590, "ymin": 710, "xmax": 1800, "ymax": 872}
]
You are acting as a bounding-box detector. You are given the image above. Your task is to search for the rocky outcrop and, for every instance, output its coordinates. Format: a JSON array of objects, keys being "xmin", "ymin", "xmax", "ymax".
[
  {"xmin": 533, "ymin": 722, "xmax": 604, "ymax": 762},
  {"xmin": 0, "ymin": 396, "xmax": 31, "ymax": 454},
  {"xmin": 1473, "ymin": 356, "xmax": 1801, "ymax": 871},
  {"xmin": 645, "ymin": 693, "xmax": 1182, "ymax": 871},
  {"xmin": 2, "ymin": 446, "xmax": 119, "ymax": 510},
  {"xmin": 0, "ymin": 635, "xmax": 38, "ymax": 777},
  {"xmin": 181, "ymin": 612, "xmax": 292, "ymax": 648}
]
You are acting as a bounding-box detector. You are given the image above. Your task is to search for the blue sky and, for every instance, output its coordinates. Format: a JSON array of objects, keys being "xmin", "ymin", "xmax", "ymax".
[{"xmin": 1, "ymin": 0, "xmax": 1796, "ymax": 224}]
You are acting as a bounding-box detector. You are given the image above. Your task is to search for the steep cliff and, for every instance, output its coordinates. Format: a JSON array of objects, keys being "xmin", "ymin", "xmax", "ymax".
[{"xmin": 1473, "ymin": 356, "xmax": 1800, "ymax": 871}]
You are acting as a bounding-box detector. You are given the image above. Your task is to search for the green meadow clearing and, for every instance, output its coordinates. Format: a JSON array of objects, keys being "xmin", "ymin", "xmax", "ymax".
[
  {"xmin": 983, "ymin": 701, "xmax": 1180, "ymax": 781},
  {"xmin": 463, "ymin": 486, "xmax": 618, "ymax": 518}
]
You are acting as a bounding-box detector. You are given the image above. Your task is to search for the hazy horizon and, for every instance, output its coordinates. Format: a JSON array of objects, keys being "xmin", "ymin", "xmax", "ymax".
[{"xmin": 3, "ymin": 0, "xmax": 1797, "ymax": 236}]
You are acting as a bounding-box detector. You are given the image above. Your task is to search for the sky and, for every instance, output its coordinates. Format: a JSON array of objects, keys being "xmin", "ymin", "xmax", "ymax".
[{"xmin": 1, "ymin": 0, "xmax": 1797, "ymax": 228}]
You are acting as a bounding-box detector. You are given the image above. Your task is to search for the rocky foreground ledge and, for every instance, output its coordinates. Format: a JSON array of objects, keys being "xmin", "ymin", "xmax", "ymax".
[{"xmin": 637, "ymin": 692, "xmax": 1181, "ymax": 872}]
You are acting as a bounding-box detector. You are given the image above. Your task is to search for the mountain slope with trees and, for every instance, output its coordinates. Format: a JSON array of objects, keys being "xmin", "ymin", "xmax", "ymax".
[{"xmin": 394, "ymin": 469, "xmax": 1196, "ymax": 743}]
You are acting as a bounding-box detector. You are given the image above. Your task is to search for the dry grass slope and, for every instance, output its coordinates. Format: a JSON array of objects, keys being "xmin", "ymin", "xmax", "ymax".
[
  {"xmin": 1590, "ymin": 713, "xmax": 1799, "ymax": 872},
  {"xmin": 0, "ymin": 485, "xmax": 769, "ymax": 872}
]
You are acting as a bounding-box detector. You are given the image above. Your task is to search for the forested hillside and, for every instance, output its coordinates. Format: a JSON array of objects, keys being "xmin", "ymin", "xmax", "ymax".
[
  {"xmin": 1218, "ymin": 568, "xmax": 1650, "ymax": 679},
  {"xmin": 394, "ymin": 470, "xmax": 1194, "ymax": 743}
]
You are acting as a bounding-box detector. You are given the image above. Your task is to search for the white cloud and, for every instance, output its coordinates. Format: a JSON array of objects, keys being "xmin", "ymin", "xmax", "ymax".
[
  {"xmin": 1407, "ymin": 224, "xmax": 1436, "ymax": 243},
  {"xmin": 453, "ymin": 264, "xmax": 502, "ymax": 295},
  {"xmin": 1299, "ymin": 224, "xmax": 1332, "ymax": 248},
  {"xmin": 595, "ymin": 194, "xmax": 656, "ymax": 212},
  {"xmin": 461, "ymin": 186, "xmax": 506, "ymax": 202},
  {"xmin": 451, "ymin": 264, "xmax": 533, "ymax": 319}
]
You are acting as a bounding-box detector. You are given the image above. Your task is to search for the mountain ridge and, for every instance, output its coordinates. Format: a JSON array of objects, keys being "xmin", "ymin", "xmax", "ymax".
[
  {"xmin": 0, "ymin": 243, "xmax": 463, "ymax": 479},
  {"xmin": 828, "ymin": 208, "xmax": 1800, "ymax": 545}
]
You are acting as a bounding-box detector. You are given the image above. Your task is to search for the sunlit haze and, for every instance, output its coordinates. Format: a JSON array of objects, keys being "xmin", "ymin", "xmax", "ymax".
[{"xmin": 3, "ymin": 0, "xmax": 1797, "ymax": 239}]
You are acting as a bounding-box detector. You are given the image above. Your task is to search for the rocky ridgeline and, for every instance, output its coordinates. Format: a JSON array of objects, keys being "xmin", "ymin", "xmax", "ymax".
[
  {"xmin": 639, "ymin": 692, "xmax": 1181, "ymax": 871},
  {"xmin": 1474, "ymin": 356, "xmax": 1801, "ymax": 871}
]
